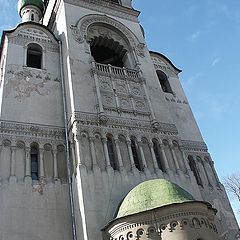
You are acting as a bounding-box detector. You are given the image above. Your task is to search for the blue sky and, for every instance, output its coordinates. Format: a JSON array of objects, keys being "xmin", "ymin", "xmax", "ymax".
[{"xmin": 0, "ymin": 0, "xmax": 239, "ymax": 223}]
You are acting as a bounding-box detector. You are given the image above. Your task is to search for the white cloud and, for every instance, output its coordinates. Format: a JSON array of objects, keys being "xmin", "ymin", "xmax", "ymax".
[
  {"xmin": 187, "ymin": 30, "xmax": 201, "ymax": 42},
  {"xmin": 211, "ymin": 58, "xmax": 220, "ymax": 67}
]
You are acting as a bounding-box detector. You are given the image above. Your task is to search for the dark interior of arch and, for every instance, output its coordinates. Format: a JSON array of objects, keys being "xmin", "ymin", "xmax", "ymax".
[
  {"xmin": 27, "ymin": 43, "xmax": 42, "ymax": 69},
  {"xmin": 157, "ymin": 70, "xmax": 172, "ymax": 93},
  {"xmin": 90, "ymin": 36, "xmax": 127, "ymax": 67}
]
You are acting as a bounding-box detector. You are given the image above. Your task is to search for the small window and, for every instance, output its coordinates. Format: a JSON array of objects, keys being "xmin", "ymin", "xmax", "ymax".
[
  {"xmin": 107, "ymin": 136, "xmax": 118, "ymax": 170},
  {"xmin": 188, "ymin": 155, "xmax": 203, "ymax": 187},
  {"xmin": 131, "ymin": 139, "xmax": 143, "ymax": 171},
  {"xmin": 31, "ymin": 13, "xmax": 34, "ymax": 21},
  {"xmin": 27, "ymin": 43, "xmax": 42, "ymax": 69},
  {"xmin": 31, "ymin": 145, "xmax": 39, "ymax": 180},
  {"xmin": 157, "ymin": 70, "xmax": 172, "ymax": 93}
]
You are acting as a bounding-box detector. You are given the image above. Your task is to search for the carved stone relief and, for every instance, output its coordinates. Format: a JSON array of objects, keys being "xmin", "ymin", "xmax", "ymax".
[
  {"xmin": 8, "ymin": 27, "xmax": 59, "ymax": 52},
  {"xmin": 4, "ymin": 65, "xmax": 60, "ymax": 102}
]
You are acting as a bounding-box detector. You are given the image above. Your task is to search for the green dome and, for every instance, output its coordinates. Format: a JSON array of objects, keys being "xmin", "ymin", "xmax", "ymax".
[
  {"xmin": 18, "ymin": 0, "xmax": 44, "ymax": 13},
  {"xmin": 117, "ymin": 179, "xmax": 195, "ymax": 218}
]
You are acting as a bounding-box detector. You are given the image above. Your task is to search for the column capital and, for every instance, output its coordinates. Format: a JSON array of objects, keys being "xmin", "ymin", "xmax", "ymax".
[{"xmin": 148, "ymin": 142, "xmax": 154, "ymax": 148}]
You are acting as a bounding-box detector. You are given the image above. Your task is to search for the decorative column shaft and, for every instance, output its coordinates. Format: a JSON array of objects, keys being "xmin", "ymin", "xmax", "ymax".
[
  {"xmin": 149, "ymin": 142, "xmax": 160, "ymax": 171},
  {"xmin": 89, "ymin": 137, "xmax": 97, "ymax": 167},
  {"xmin": 39, "ymin": 148, "xmax": 44, "ymax": 178},
  {"xmin": 10, "ymin": 145, "xmax": 17, "ymax": 176},
  {"xmin": 138, "ymin": 141, "xmax": 147, "ymax": 169},
  {"xmin": 53, "ymin": 149, "xmax": 58, "ymax": 180},
  {"xmin": 74, "ymin": 135, "xmax": 84, "ymax": 166},
  {"xmin": 159, "ymin": 143, "xmax": 170, "ymax": 172},
  {"xmin": 180, "ymin": 147, "xmax": 191, "ymax": 173},
  {"xmin": 201, "ymin": 160, "xmax": 212, "ymax": 186},
  {"xmin": 170, "ymin": 144, "xmax": 180, "ymax": 171},
  {"xmin": 101, "ymin": 137, "xmax": 111, "ymax": 168},
  {"xmin": 91, "ymin": 60, "xmax": 104, "ymax": 115},
  {"xmin": 126, "ymin": 139, "xmax": 135, "ymax": 168},
  {"xmin": 114, "ymin": 138, "xmax": 124, "ymax": 168},
  {"xmin": 25, "ymin": 146, "xmax": 31, "ymax": 177}
]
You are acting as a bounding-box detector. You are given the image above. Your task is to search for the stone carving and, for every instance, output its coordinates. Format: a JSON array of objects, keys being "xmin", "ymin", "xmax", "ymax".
[
  {"xmin": 181, "ymin": 140, "xmax": 208, "ymax": 152},
  {"xmin": 0, "ymin": 120, "xmax": 65, "ymax": 141},
  {"xmin": 136, "ymin": 43, "xmax": 145, "ymax": 58},
  {"xmin": 119, "ymin": 97, "xmax": 131, "ymax": 109},
  {"xmin": 8, "ymin": 27, "xmax": 59, "ymax": 52},
  {"xmin": 65, "ymin": 0, "xmax": 139, "ymax": 22},
  {"xmin": 135, "ymin": 100, "xmax": 146, "ymax": 111},
  {"xmin": 103, "ymin": 94, "xmax": 115, "ymax": 107},
  {"xmin": 115, "ymin": 80, "xmax": 128, "ymax": 94},
  {"xmin": 4, "ymin": 65, "xmax": 59, "ymax": 102},
  {"xmin": 71, "ymin": 111, "xmax": 178, "ymax": 135},
  {"xmin": 99, "ymin": 76, "xmax": 112, "ymax": 91},
  {"xmin": 70, "ymin": 25, "xmax": 84, "ymax": 44},
  {"xmin": 88, "ymin": 25, "xmax": 124, "ymax": 46}
]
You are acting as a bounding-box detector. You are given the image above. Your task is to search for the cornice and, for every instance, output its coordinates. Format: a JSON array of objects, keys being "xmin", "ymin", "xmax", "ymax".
[
  {"xmin": 69, "ymin": 111, "xmax": 178, "ymax": 135},
  {"xmin": 182, "ymin": 140, "xmax": 208, "ymax": 152},
  {"xmin": 0, "ymin": 120, "xmax": 65, "ymax": 142},
  {"xmin": 66, "ymin": 0, "xmax": 139, "ymax": 22}
]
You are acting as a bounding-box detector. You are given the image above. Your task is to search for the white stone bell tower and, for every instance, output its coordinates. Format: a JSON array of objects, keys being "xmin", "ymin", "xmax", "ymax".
[{"xmin": 0, "ymin": 0, "xmax": 238, "ymax": 240}]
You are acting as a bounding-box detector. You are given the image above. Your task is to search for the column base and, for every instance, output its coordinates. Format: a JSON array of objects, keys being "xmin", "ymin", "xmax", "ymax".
[{"xmin": 9, "ymin": 176, "xmax": 17, "ymax": 184}]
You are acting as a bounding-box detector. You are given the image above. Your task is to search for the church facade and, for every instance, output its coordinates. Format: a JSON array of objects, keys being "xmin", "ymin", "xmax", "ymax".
[{"xmin": 0, "ymin": 0, "xmax": 239, "ymax": 240}]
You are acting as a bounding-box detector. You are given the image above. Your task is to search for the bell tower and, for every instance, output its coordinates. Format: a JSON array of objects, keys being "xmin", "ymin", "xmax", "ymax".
[{"xmin": 0, "ymin": 0, "xmax": 238, "ymax": 240}]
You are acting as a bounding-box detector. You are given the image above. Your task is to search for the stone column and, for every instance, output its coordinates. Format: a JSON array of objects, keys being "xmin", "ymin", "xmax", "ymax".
[
  {"xmin": 89, "ymin": 136, "xmax": 98, "ymax": 168},
  {"xmin": 0, "ymin": 145, "xmax": 2, "ymax": 183},
  {"xmin": 114, "ymin": 137, "xmax": 124, "ymax": 169},
  {"xmin": 91, "ymin": 60, "xmax": 105, "ymax": 118},
  {"xmin": 10, "ymin": 145, "xmax": 17, "ymax": 177},
  {"xmin": 39, "ymin": 148, "xmax": 45, "ymax": 179},
  {"xmin": 53, "ymin": 148, "xmax": 58, "ymax": 180},
  {"xmin": 74, "ymin": 134, "xmax": 84, "ymax": 167},
  {"xmin": 201, "ymin": 159, "xmax": 212, "ymax": 186},
  {"xmin": 126, "ymin": 138, "xmax": 136, "ymax": 169},
  {"xmin": 137, "ymin": 140, "xmax": 147, "ymax": 170},
  {"xmin": 159, "ymin": 143, "xmax": 170, "ymax": 173},
  {"xmin": 180, "ymin": 146, "xmax": 191, "ymax": 174},
  {"xmin": 25, "ymin": 145, "xmax": 31, "ymax": 178},
  {"xmin": 101, "ymin": 137, "xmax": 111, "ymax": 169},
  {"xmin": 209, "ymin": 160, "xmax": 221, "ymax": 187},
  {"xmin": 170, "ymin": 144, "xmax": 180, "ymax": 172},
  {"xmin": 148, "ymin": 142, "xmax": 161, "ymax": 172},
  {"xmin": 70, "ymin": 142, "xmax": 77, "ymax": 174}
]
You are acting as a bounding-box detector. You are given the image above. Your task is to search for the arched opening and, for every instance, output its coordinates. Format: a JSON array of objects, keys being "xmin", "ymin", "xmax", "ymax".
[
  {"xmin": 131, "ymin": 138, "xmax": 143, "ymax": 171},
  {"xmin": 31, "ymin": 13, "xmax": 34, "ymax": 21},
  {"xmin": 27, "ymin": 43, "xmax": 42, "ymax": 69},
  {"xmin": 156, "ymin": 70, "xmax": 172, "ymax": 93},
  {"xmin": 188, "ymin": 155, "xmax": 203, "ymax": 187},
  {"xmin": 107, "ymin": 135, "xmax": 118, "ymax": 170},
  {"xmin": 30, "ymin": 144, "xmax": 39, "ymax": 180},
  {"xmin": 90, "ymin": 36, "xmax": 127, "ymax": 68}
]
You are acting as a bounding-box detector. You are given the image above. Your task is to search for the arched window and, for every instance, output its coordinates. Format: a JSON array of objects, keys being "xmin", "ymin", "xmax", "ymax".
[
  {"xmin": 31, "ymin": 13, "xmax": 34, "ymax": 21},
  {"xmin": 107, "ymin": 136, "xmax": 118, "ymax": 170},
  {"xmin": 27, "ymin": 43, "xmax": 42, "ymax": 69},
  {"xmin": 87, "ymin": 24, "xmax": 132, "ymax": 68},
  {"xmin": 131, "ymin": 139, "xmax": 143, "ymax": 171},
  {"xmin": 90, "ymin": 37, "xmax": 127, "ymax": 68},
  {"xmin": 31, "ymin": 144, "xmax": 39, "ymax": 180},
  {"xmin": 188, "ymin": 155, "xmax": 203, "ymax": 187},
  {"xmin": 156, "ymin": 70, "xmax": 172, "ymax": 93},
  {"xmin": 153, "ymin": 140, "xmax": 164, "ymax": 172}
]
